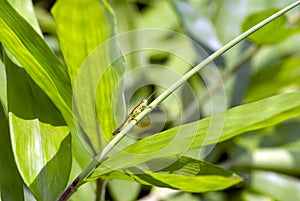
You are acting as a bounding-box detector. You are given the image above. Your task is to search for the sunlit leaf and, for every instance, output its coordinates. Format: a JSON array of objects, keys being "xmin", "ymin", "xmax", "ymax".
[
  {"xmin": 90, "ymin": 91, "xmax": 300, "ymax": 177},
  {"xmin": 5, "ymin": 54, "xmax": 71, "ymax": 201},
  {"xmin": 94, "ymin": 156, "xmax": 242, "ymax": 192},
  {"xmin": 52, "ymin": 0, "xmax": 126, "ymax": 153},
  {"xmin": 0, "ymin": 0, "xmax": 91, "ymax": 169},
  {"xmin": 0, "ymin": 0, "xmax": 72, "ymax": 120}
]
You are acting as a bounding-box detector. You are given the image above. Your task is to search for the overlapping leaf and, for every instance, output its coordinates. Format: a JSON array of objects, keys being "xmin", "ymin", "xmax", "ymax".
[
  {"xmin": 52, "ymin": 0, "xmax": 126, "ymax": 153},
  {"xmin": 91, "ymin": 156, "xmax": 242, "ymax": 192},
  {"xmin": 90, "ymin": 91, "xmax": 300, "ymax": 178}
]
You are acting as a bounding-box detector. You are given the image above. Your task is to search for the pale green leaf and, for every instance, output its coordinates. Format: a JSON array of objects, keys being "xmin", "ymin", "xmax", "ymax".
[
  {"xmin": 10, "ymin": 113, "xmax": 71, "ymax": 201},
  {"xmin": 52, "ymin": 0, "xmax": 126, "ymax": 152}
]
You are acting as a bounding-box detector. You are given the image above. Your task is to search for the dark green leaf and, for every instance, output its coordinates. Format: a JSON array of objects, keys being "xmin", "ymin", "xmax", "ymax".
[
  {"xmin": 242, "ymin": 9, "xmax": 300, "ymax": 45},
  {"xmin": 245, "ymin": 57, "xmax": 300, "ymax": 102},
  {"xmin": 96, "ymin": 156, "xmax": 242, "ymax": 192},
  {"xmin": 0, "ymin": 104, "xmax": 24, "ymax": 201}
]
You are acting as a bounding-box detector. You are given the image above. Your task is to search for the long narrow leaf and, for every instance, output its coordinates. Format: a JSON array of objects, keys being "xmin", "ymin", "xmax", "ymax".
[
  {"xmin": 94, "ymin": 156, "xmax": 242, "ymax": 192},
  {"xmin": 90, "ymin": 91, "xmax": 300, "ymax": 177},
  {"xmin": 0, "ymin": 0, "xmax": 91, "ymax": 168},
  {"xmin": 52, "ymin": 0, "xmax": 126, "ymax": 152}
]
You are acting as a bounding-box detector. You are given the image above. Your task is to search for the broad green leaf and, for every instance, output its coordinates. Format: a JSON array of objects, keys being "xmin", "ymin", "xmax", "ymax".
[
  {"xmin": 52, "ymin": 0, "xmax": 126, "ymax": 152},
  {"xmin": 0, "ymin": 0, "xmax": 91, "ymax": 168},
  {"xmin": 0, "ymin": 0, "xmax": 72, "ymax": 120},
  {"xmin": 52, "ymin": 0, "xmax": 117, "ymax": 86},
  {"xmin": 10, "ymin": 114, "xmax": 71, "ymax": 201},
  {"xmin": 5, "ymin": 55, "xmax": 71, "ymax": 201},
  {"xmin": 250, "ymin": 170, "xmax": 300, "ymax": 200},
  {"xmin": 242, "ymin": 9, "xmax": 300, "ymax": 45},
  {"xmin": 0, "ymin": 104, "xmax": 24, "ymax": 201},
  {"xmin": 95, "ymin": 156, "xmax": 242, "ymax": 192},
  {"xmin": 91, "ymin": 91, "xmax": 300, "ymax": 177},
  {"xmin": 245, "ymin": 57, "xmax": 300, "ymax": 102},
  {"xmin": 8, "ymin": 0, "xmax": 41, "ymax": 34}
]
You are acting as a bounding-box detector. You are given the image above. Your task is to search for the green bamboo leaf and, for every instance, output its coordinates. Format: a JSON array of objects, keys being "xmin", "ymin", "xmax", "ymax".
[
  {"xmin": 245, "ymin": 57, "xmax": 300, "ymax": 102},
  {"xmin": 250, "ymin": 170, "xmax": 300, "ymax": 200},
  {"xmin": 0, "ymin": 0, "xmax": 91, "ymax": 168},
  {"xmin": 95, "ymin": 156, "xmax": 242, "ymax": 192},
  {"xmin": 90, "ymin": 91, "xmax": 300, "ymax": 177},
  {"xmin": 0, "ymin": 0, "xmax": 72, "ymax": 121},
  {"xmin": 52, "ymin": 0, "xmax": 126, "ymax": 152},
  {"xmin": 8, "ymin": 0, "xmax": 41, "ymax": 34},
  {"xmin": 9, "ymin": 115, "xmax": 71, "ymax": 201},
  {"xmin": 0, "ymin": 104, "xmax": 24, "ymax": 201},
  {"xmin": 242, "ymin": 9, "xmax": 300, "ymax": 45},
  {"xmin": 5, "ymin": 55, "xmax": 71, "ymax": 201}
]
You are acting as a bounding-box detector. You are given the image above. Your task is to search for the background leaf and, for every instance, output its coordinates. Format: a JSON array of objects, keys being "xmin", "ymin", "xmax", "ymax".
[
  {"xmin": 242, "ymin": 8, "xmax": 300, "ymax": 45},
  {"xmin": 245, "ymin": 56, "xmax": 300, "ymax": 102},
  {"xmin": 108, "ymin": 179, "xmax": 141, "ymax": 201},
  {"xmin": 250, "ymin": 170, "xmax": 300, "ymax": 200}
]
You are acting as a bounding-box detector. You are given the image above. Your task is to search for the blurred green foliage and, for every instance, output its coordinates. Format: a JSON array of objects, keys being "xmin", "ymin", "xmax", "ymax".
[{"xmin": 1, "ymin": 0, "xmax": 300, "ymax": 200}]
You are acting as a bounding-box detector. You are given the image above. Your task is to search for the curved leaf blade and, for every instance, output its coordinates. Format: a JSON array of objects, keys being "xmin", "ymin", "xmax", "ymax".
[
  {"xmin": 0, "ymin": 0, "xmax": 72, "ymax": 122},
  {"xmin": 91, "ymin": 91, "xmax": 300, "ymax": 177},
  {"xmin": 52, "ymin": 0, "xmax": 126, "ymax": 152},
  {"xmin": 94, "ymin": 156, "xmax": 242, "ymax": 192}
]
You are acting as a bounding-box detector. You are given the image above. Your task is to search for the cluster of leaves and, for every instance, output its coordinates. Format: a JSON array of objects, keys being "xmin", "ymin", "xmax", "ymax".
[{"xmin": 1, "ymin": 0, "xmax": 300, "ymax": 201}]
